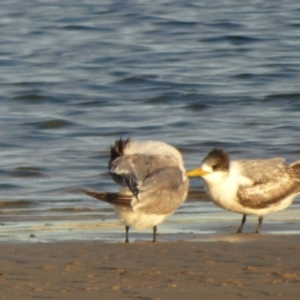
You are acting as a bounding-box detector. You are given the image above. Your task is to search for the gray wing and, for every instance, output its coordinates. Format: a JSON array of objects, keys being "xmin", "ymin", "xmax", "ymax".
[
  {"xmin": 236, "ymin": 158, "xmax": 287, "ymax": 183},
  {"xmin": 110, "ymin": 154, "xmax": 188, "ymax": 214},
  {"xmin": 236, "ymin": 158, "xmax": 300, "ymax": 209},
  {"xmin": 109, "ymin": 153, "xmax": 181, "ymax": 193},
  {"xmin": 109, "ymin": 154, "xmax": 153, "ymax": 197},
  {"xmin": 132, "ymin": 167, "xmax": 189, "ymax": 215}
]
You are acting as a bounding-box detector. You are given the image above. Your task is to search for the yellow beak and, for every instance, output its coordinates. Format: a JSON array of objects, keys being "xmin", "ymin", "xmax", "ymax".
[{"xmin": 186, "ymin": 168, "xmax": 209, "ymax": 177}]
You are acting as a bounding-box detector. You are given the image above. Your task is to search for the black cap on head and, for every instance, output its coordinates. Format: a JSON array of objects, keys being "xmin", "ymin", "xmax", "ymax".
[{"xmin": 203, "ymin": 148, "xmax": 230, "ymax": 171}]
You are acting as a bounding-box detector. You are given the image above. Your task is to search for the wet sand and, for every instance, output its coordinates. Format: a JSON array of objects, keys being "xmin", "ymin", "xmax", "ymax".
[{"xmin": 1, "ymin": 234, "xmax": 300, "ymax": 300}]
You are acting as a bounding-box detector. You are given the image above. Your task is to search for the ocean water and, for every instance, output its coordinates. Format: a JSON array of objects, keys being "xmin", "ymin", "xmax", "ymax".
[{"xmin": 1, "ymin": 0, "xmax": 300, "ymax": 242}]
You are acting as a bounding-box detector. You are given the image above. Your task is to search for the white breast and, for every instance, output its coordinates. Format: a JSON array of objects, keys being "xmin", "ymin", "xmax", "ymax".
[{"xmin": 203, "ymin": 162, "xmax": 253, "ymax": 213}]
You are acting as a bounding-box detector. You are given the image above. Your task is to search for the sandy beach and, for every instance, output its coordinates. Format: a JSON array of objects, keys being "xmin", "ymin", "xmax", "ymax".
[{"xmin": 1, "ymin": 234, "xmax": 300, "ymax": 300}]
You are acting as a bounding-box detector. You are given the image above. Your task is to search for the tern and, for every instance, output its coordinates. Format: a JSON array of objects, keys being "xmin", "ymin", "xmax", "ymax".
[
  {"xmin": 186, "ymin": 148, "xmax": 300, "ymax": 233},
  {"xmin": 82, "ymin": 138, "xmax": 189, "ymax": 242}
]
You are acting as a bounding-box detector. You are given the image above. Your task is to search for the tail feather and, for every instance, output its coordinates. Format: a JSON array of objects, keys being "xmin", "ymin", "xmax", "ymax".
[
  {"xmin": 81, "ymin": 188, "xmax": 132, "ymax": 208},
  {"xmin": 289, "ymin": 161, "xmax": 300, "ymax": 194},
  {"xmin": 291, "ymin": 161, "xmax": 300, "ymax": 169},
  {"xmin": 290, "ymin": 161, "xmax": 300, "ymax": 182}
]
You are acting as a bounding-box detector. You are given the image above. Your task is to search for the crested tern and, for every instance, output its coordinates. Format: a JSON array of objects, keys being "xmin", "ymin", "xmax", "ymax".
[
  {"xmin": 186, "ymin": 148, "xmax": 300, "ymax": 233},
  {"xmin": 82, "ymin": 138, "xmax": 189, "ymax": 242}
]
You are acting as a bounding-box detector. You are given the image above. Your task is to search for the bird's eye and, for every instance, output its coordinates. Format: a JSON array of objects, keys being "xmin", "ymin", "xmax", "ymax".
[{"xmin": 213, "ymin": 164, "xmax": 220, "ymax": 170}]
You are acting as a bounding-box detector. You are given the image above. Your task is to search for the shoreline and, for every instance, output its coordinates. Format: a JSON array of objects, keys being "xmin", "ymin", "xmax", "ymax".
[{"xmin": 1, "ymin": 234, "xmax": 300, "ymax": 299}]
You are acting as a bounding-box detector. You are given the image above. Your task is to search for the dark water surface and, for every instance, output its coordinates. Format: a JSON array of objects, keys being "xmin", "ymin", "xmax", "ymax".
[{"xmin": 1, "ymin": 0, "xmax": 300, "ymax": 242}]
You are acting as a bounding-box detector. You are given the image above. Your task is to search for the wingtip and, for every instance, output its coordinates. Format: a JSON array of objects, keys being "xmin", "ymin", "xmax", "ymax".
[{"xmin": 81, "ymin": 188, "xmax": 108, "ymax": 201}]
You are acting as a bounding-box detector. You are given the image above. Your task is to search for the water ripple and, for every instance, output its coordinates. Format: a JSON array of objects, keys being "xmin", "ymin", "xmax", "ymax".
[{"xmin": 0, "ymin": 0, "xmax": 300, "ymax": 242}]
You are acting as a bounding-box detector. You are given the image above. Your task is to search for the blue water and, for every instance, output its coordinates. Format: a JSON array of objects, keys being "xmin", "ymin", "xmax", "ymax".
[{"xmin": 1, "ymin": 0, "xmax": 300, "ymax": 242}]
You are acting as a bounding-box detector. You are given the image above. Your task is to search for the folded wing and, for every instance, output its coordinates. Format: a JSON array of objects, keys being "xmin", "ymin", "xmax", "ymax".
[
  {"xmin": 109, "ymin": 154, "xmax": 188, "ymax": 215},
  {"xmin": 237, "ymin": 158, "xmax": 300, "ymax": 208},
  {"xmin": 132, "ymin": 166, "xmax": 189, "ymax": 215}
]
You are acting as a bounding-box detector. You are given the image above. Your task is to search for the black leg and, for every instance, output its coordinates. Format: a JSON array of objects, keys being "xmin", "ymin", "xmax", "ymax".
[
  {"xmin": 125, "ymin": 226, "xmax": 129, "ymax": 243},
  {"xmin": 255, "ymin": 216, "xmax": 263, "ymax": 233},
  {"xmin": 152, "ymin": 225, "xmax": 157, "ymax": 242},
  {"xmin": 236, "ymin": 214, "xmax": 247, "ymax": 233}
]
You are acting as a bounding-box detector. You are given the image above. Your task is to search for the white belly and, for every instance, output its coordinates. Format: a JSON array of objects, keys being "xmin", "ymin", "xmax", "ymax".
[
  {"xmin": 114, "ymin": 206, "xmax": 169, "ymax": 229},
  {"xmin": 207, "ymin": 181, "xmax": 296, "ymax": 216}
]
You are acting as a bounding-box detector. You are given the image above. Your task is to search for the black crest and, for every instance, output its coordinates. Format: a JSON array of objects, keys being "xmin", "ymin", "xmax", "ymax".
[
  {"xmin": 108, "ymin": 138, "xmax": 132, "ymax": 185},
  {"xmin": 204, "ymin": 148, "xmax": 230, "ymax": 171},
  {"xmin": 109, "ymin": 138, "xmax": 131, "ymax": 164}
]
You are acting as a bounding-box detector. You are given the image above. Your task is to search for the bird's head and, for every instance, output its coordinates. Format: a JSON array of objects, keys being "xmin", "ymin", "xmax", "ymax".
[{"xmin": 186, "ymin": 148, "xmax": 230, "ymax": 180}]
